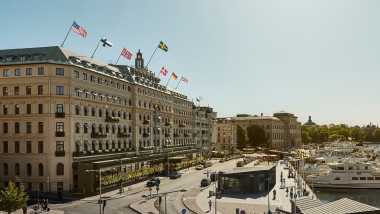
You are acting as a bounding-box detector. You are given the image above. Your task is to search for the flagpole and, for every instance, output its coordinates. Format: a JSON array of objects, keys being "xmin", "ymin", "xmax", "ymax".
[
  {"xmin": 115, "ymin": 54, "xmax": 122, "ymax": 65},
  {"xmin": 61, "ymin": 22, "xmax": 73, "ymax": 47},
  {"xmin": 91, "ymin": 35, "xmax": 103, "ymax": 58},
  {"xmin": 146, "ymin": 45, "xmax": 159, "ymax": 68},
  {"xmin": 165, "ymin": 77, "xmax": 171, "ymax": 87},
  {"xmin": 175, "ymin": 77, "xmax": 182, "ymax": 90},
  {"xmin": 157, "ymin": 72, "xmax": 161, "ymax": 78}
]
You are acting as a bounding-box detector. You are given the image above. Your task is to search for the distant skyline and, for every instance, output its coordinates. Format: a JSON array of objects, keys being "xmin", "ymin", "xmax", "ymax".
[{"xmin": 2, "ymin": 0, "xmax": 380, "ymax": 126}]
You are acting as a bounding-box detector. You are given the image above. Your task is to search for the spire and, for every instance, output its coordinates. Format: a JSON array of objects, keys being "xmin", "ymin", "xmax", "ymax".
[{"xmin": 135, "ymin": 49, "xmax": 144, "ymax": 69}]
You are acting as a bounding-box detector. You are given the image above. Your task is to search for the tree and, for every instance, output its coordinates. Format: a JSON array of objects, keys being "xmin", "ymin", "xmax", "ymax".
[
  {"xmin": 373, "ymin": 129, "xmax": 380, "ymax": 142},
  {"xmin": 236, "ymin": 124, "xmax": 247, "ymax": 150},
  {"xmin": 0, "ymin": 181, "xmax": 29, "ymax": 214},
  {"xmin": 246, "ymin": 125, "xmax": 267, "ymax": 148},
  {"xmin": 350, "ymin": 126, "xmax": 365, "ymax": 141}
]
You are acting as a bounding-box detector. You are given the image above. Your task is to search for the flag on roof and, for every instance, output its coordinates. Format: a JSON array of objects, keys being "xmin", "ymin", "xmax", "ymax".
[
  {"xmin": 160, "ymin": 67, "xmax": 168, "ymax": 76},
  {"xmin": 101, "ymin": 37, "xmax": 113, "ymax": 47},
  {"xmin": 199, "ymin": 96, "xmax": 203, "ymax": 101},
  {"xmin": 70, "ymin": 21, "xmax": 87, "ymax": 38},
  {"xmin": 121, "ymin": 47, "xmax": 132, "ymax": 60},
  {"xmin": 196, "ymin": 98, "xmax": 200, "ymax": 102},
  {"xmin": 158, "ymin": 41, "xmax": 169, "ymax": 52},
  {"xmin": 181, "ymin": 76, "xmax": 188, "ymax": 83},
  {"xmin": 171, "ymin": 72, "xmax": 178, "ymax": 80}
]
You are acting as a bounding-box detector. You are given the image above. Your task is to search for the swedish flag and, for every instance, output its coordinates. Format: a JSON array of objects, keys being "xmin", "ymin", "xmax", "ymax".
[{"xmin": 158, "ymin": 41, "xmax": 169, "ymax": 52}]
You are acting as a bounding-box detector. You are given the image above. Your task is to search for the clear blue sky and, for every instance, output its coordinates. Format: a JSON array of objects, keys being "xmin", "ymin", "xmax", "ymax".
[{"xmin": 2, "ymin": 0, "xmax": 380, "ymax": 126}]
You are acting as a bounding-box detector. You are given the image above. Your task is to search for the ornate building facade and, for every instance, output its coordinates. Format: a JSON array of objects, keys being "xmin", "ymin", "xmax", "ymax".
[{"xmin": 0, "ymin": 46, "xmax": 214, "ymax": 193}]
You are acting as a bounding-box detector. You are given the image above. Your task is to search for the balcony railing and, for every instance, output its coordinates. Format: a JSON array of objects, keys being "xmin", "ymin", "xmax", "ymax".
[
  {"xmin": 91, "ymin": 132, "xmax": 108, "ymax": 138},
  {"xmin": 72, "ymin": 148, "xmax": 136, "ymax": 157},
  {"xmin": 143, "ymin": 133, "xmax": 150, "ymax": 138},
  {"xmin": 173, "ymin": 133, "xmax": 181, "ymax": 138},
  {"xmin": 184, "ymin": 133, "xmax": 191, "ymax": 137},
  {"xmin": 117, "ymin": 133, "xmax": 131, "ymax": 138},
  {"xmin": 143, "ymin": 120, "xmax": 150, "ymax": 125},
  {"xmin": 55, "ymin": 112, "xmax": 65, "ymax": 118},
  {"xmin": 105, "ymin": 117, "xmax": 120, "ymax": 123},
  {"xmin": 165, "ymin": 122, "xmax": 173, "ymax": 126},
  {"xmin": 165, "ymin": 133, "xmax": 171, "ymax": 137},
  {"xmin": 55, "ymin": 131, "xmax": 65, "ymax": 137},
  {"xmin": 179, "ymin": 123, "xmax": 186, "ymax": 128},
  {"xmin": 55, "ymin": 150, "xmax": 66, "ymax": 157}
]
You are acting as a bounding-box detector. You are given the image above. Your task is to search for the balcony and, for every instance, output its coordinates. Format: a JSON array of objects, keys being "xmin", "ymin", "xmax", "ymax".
[
  {"xmin": 117, "ymin": 133, "xmax": 131, "ymax": 138},
  {"xmin": 55, "ymin": 112, "xmax": 65, "ymax": 118},
  {"xmin": 55, "ymin": 150, "xmax": 66, "ymax": 157},
  {"xmin": 55, "ymin": 131, "xmax": 65, "ymax": 137},
  {"xmin": 143, "ymin": 133, "xmax": 150, "ymax": 138},
  {"xmin": 91, "ymin": 132, "xmax": 108, "ymax": 138},
  {"xmin": 140, "ymin": 146, "xmax": 155, "ymax": 151},
  {"xmin": 179, "ymin": 123, "xmax": 186, "ymax": 128},
  {"xmin": 105, "ymin": 117, "xmax": 120, "ymax": 123},
  {"xmin": 165, "ymin": 133, "xmax": 171, "ymax": 137},
  {"xmin": 165, "ymin": 122, "xmax": 173, "ymax": 126},
  {"xmin": 143, "ymin": 120, "xmax": 150, "ymax": 125},
  {"xmin": 184, "ymin": 133, "xmax": 191, "ymax": 137},
  {"xmin": 173, "ymin": 133, "xmax": 181, "ymax": 138}
]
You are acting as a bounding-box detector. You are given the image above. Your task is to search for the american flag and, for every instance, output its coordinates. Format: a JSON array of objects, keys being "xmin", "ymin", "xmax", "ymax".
[
  {"xmin": 70, "ymin": 21, "xmax": 87, "ymax": 38},
  {"xmin": 121, "ymin": 47, "xmax": 132, "ymax": 60},
  {"xmin": 181, "ymin": 76, "xmax": 188, "ymax": 83},
  {"xmin": 160, "ymin": 67, "xmax": 168, "ymax": 76}
]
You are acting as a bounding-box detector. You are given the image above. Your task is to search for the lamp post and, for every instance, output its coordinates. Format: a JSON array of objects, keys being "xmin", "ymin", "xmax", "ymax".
[
  {"xmin": 167, "ymin": 150, "xmax": 173, "ymax": 177},
  {"xmin": 266, "ymin": 176, "xmax": 271, "ymax": 213},
  {"xmin": 86, "ymin": 169, "xmax": 102, "ymax": 214},
  {"xmin": 163, "ymin": 189, "xmax": 187, "ymax": 214}
]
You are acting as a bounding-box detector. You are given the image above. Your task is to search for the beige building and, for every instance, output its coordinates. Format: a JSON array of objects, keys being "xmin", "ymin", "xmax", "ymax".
[
  {"xmin": 216, "ymin": 118, "xmax": 237, "ymax": 152},
  {"xmin": 231, "ymin": 112, "xmax": 302, "ymax": 149},
  {"xmin": 0, "ymin": 46, "xmax": 213, "ymax": 193}
]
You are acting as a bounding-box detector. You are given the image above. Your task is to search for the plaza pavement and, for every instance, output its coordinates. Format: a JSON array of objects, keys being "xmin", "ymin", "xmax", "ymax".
[{"xmin": 8, "ymin": 158, "xmax": 316, "ymax": 214}]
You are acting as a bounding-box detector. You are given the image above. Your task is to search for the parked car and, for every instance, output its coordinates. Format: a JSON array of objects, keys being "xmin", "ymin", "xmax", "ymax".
[
  {"xmin": 195, "ymin": 165, "xmax": 204, "ymax": 170},
  {"xmin": 169, "ymin": 172, "xmax": 182, "ymax": 179},
  {"xmin": 146, "ymin": 177, "xmax": 160, "ymax": 187},
  {"xmin": 236, "ymin": 161, "xmax": 244, "ymax": 167},
  {"xmin": 219, "ymin": 158, "xmax": 225, "ymax": 163},
  {"xmin": 201, "ymin": 178, "xmax": 211, "ymax": 186}
]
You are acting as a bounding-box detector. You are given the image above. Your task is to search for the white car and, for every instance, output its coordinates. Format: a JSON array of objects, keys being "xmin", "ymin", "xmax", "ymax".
[{"xmin": 195, "ymin": 165, "xmax": 204, "ymax": 170}]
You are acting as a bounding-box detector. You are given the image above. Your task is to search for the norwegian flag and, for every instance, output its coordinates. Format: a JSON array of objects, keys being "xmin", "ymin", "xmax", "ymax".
[
  {"xmin": 121, "ymin": 47, "xmax": 132, "ymax": 60},
  {"xmin": 160, "ymin": 67, "xmax": 168, "ymax": 76}
]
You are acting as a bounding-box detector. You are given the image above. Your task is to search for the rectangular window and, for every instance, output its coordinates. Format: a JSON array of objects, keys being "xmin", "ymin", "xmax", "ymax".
[
  {"xmin": 90, "ymin": 75, "xmax": 95, "ymax": 82},
  {"xmin": 26, "ymin": 122, "xmax": 32, "ymax": 133},
  {"xmin": 57, "ymin": 104, "xmax": 63, "ymax": 113},
  {"xmin": 3, "ymin": 69, "xmax": 9, "ymax": 77},
  {"xmin": 56, "ymin": 122, "xmax": 64, "ymax": 132},
  {"xmin": 3, "ymin": 105, "xmax": 8, "ymax": 115},
  {"xmin": 26, "ymin": 141, "xmax": 32, "ymax": 153},
  {"xmin": 3, "ymin": 141, "xmax": 8, "ymax": 153},
  {"xmin": 15, "ymin": 141, "xmax": 20, "ymax": 153},
  {"xmin": 26, "ymin": 104, "xmax": 31, "ymax": 114},
  {"xmin": 20, "ymin": 56, "xmax": 26, "ymax": 62},
  {"xmin": 14, "ymin": 86, "xmax": 20, "ymax": 95},
  {"xmin": 15, "ymin": 104, "xmax": 20, "ymax": 114},
  {"xmin": 83, "ymin": 73, "xmax": 87, "ymax": 80},
  {"xmin": 3, "ymin": 87, "xmax": 8, "ymax": 96},
  {"xmin": 38, "ymin": 67, "xmax": 44, "ymax": 75},
  {"xmin": 74, "ymin": 70, "xmax": 79, "ymax": 78},
  {"xmin": 38, "ymin": 122, "xmax": 43, "ymax": 133},
  {"xmin": 56, "ymin": 86, "xmax": 64, "ymax": 95},
  {"xmin": 15, "ymin": 122, "xmax": 20, "ymax": 133},
  {"xmin": 15, "ymin": 69, "xmax": 20, "ymax": 76},
  {"xmin": 56, "ymin": 141, "xmax": 64, "ymax": 151},
  {"xmin": 56, "ymin": 68, "xmax": 64, "ymax": 76},
  {"xmin": 26, "ymin": 86, "xmax": 31, "ymax": 95},
  {"xmin": 38, "ymin": 104, "xmax": 43, "ymax": 114},
  {"xmin": 26, "ymin": 68, "xmax": 32, "ymax": 75},
  {"xmin": 38, "ymin": 141, "xmax": 43, "ymax": 153},
  {"xmin": 38, "ymin": 85, "xmax": 43, "ymax": 95},
  {"xmin": 3, "ymin": 123, "xmax": 8, "ymax": 133}
]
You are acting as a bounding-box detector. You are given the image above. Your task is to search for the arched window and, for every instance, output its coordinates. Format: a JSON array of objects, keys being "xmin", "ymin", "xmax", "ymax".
[
  {"xmin": 56, "ymin": 163, "xmax": 64, "ymax": 175},
  {"xmin": 3, "ymin": 163, "xmax": 8, "ymax": 176},
  {"xmin": 99, "ymin": 109, "xmax": 103, "ymax": 117},
  {"xmin": 27, "ymin": 163, "xmax": 32, "ymax": 176},
  {"xmin": 15, "ymin": 163, "xmax": 20, "ymax": 176},
  {"xmin": 75, "ymin": 105, "xmax": 80, "ymax": 115},
  {"xmin": 92, "ymin": 108, "xmax": 96, "ymax": 116},
  {"xmin": 84, "ymin": 107, "xmax": 88, "ymax": 116},
  {"xmin": 39, "ymin": 163, "xmax": 44, "ymax": 176}
]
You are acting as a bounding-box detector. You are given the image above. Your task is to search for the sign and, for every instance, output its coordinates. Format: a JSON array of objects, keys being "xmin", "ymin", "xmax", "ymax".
[
  {"xmin": 182, "ymin": 208, "xmax": 186, "ymax": 214},
  {"xmin": 98, "ymin": 199, "xmax": 103, "ymax": 204},
  {"xmin": 240, "ymin": 210, "xmax": 246, "ymax": 214}
]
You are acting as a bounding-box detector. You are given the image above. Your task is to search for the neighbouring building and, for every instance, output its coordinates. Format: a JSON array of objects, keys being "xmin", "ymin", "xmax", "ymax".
[
  {"xmin": 0, "ymin": 46, "xmax": 214, "ymax": 193},
  {"xmin": 216, "ymin": 118, "xmax": 237, "ymax": 152},
  {"xmin": 303, "ymin": 116, "xmax": 317, "ymax": 127}
]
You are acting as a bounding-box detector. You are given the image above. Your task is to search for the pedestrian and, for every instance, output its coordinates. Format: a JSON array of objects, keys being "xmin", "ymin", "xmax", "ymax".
[
  {"xmin": 83, "ymin": 184, "xmax": 86, "ymax": 196},
  {"xmin": 22, "ymin": 204, "xmax": 27, "ymax": 214},
  {"xmin": 208, "ymin": 199, "xmax": 212, "ymax": 210},
  {"xmin": 286, "ymin": 187, "xmax": 289, "ymax": 196},
  {"xmin": 273, "ymin": 189, "xmax": 276, "ymax": 200}
]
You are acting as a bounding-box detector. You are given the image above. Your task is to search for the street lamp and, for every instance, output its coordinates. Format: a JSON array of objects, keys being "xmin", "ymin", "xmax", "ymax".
[
  {"xmin": 167, "ymin": 150, "xmax": 173, "ymax": 177},
  {"xmin": 266, "ymin": 176, "xmax": 272, "ymax": 213},
  {"xmin": 164, "ymin": 189, "xmax": 187, "ymax": 214},
  {"xmin": 86, "ymin": 169, "xmax": 102, "ymax": 214}
]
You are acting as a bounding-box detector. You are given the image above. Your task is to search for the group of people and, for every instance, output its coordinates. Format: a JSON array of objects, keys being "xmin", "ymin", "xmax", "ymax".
[{"xmin": 285, "ymin": 187, "xmax": 310, "ymax": 199}]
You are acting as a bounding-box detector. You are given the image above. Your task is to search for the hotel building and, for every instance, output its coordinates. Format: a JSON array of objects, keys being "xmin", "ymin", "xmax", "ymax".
[{"xmin": 0, "ymin": 46, "xmax": 215, "ymax": 193}]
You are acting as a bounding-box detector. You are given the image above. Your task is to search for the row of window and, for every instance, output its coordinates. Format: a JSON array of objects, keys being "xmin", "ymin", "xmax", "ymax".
[
  {"xmin": 2, "ymin": 121, "xmax": 45, "ymax": 134},
  {"xmin": 2, "ymin": 163, "xmax": 64, "ymax": 176},
  {"xmin": 2, "ymin": 103, "xmax": 44, "ymax": 115},
  {"xmin": 2, "ymin": 67, "xmax": 45, "ymax": 77},
  {"xmin": 2, "ymin": 141, "xmax": 43, "ymax": 153},
  {"xmin": 2, "ymin": 85, "xmax": 44, "ymax": 96}
]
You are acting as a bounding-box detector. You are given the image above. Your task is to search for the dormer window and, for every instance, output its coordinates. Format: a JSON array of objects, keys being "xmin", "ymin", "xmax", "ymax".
[
  {"xmin": 33, "ymin": 55, "xmax": 40, "ymax": 61},
  {"xmin": 20, "ymin": 56, "xmax": 26, "ymax": 62},
  {"xmin": 5, "ymin": 57, "xmax": 12, "ymax": 62}
]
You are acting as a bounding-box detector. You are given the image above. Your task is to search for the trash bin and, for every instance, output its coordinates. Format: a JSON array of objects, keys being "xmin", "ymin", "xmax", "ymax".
[{"xmin": 209, "ymin": 190, "xmax": 214, "ymax": 197}]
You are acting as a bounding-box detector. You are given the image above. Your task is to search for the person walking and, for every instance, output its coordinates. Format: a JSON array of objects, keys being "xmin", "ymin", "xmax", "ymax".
[
  {"xmin": 208, "ymin": 199, "xmax": 212, "ymax": 211},
  {"xmin": 22, "ymin": 204, "xmax": 27, "ymax": 214}
]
